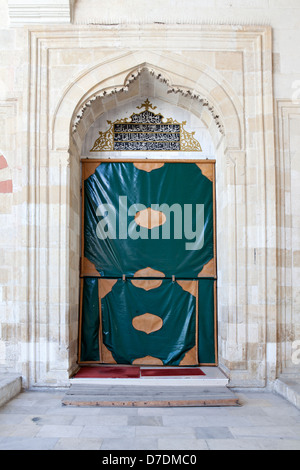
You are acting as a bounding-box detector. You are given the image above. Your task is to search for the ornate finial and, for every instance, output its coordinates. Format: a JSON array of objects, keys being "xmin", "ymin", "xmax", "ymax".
[{"xmin": 136, "ymin": 99, "xmax": 157, "ymax": 112}]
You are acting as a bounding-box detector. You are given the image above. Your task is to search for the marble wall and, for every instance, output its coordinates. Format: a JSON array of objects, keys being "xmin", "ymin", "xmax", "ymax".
[{"xmin": 0, "ymin": 0, "xmax": 299, "ymax": 388}]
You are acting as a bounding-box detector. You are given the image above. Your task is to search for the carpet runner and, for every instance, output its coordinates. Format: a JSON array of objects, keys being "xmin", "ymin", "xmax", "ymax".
[
  {"xmin": 74, "ymin": 366, "xmax": 140, "ymax": 379},
  {"xmin": 141, "ymin": 368, "xmax": 205, "ymax": 377},
  {"xmin": 73, "ymin": 366, "xmax": 205, "ymax": 379}
]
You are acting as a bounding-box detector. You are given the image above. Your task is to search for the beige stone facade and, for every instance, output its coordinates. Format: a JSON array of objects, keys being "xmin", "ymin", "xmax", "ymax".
[{"xmin": 0, "ymin": 0, "xmax": 299, "ymax": 389}]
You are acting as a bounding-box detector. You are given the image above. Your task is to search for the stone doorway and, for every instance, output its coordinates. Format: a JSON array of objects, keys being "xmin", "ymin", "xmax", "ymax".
[{"xmin": 24, "ymin": 27, "xmax": 275, "ymax": 388}]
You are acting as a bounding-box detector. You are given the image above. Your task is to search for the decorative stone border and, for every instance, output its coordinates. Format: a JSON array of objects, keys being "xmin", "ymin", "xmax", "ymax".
[{"xmin": 21, "ymin": 25, "xmax": 276, "ymax": 388}]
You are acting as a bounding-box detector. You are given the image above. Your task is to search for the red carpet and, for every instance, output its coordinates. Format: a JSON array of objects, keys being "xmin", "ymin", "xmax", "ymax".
[
  {"xmin": 74, "ymin": 366, "xmax": 140, "ymax": 379},
  {"xmin": 140, "ymin": 368, "xmax": 205, "ymax": 377},
  {"xmin": 74, "ymin": 366, "xmax": 205, "ymax": 378}
]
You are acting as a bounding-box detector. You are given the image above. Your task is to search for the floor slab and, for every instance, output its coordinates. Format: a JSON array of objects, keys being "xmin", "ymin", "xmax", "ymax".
[{"xmin": 0, "ymin": 389, "xmax": 299, "ymax": 450}]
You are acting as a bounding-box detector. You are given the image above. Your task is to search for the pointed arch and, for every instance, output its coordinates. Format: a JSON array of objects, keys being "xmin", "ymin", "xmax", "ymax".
[{"xmin": 52, "ymin": 52, "xmax": 243, "ymax": 152}]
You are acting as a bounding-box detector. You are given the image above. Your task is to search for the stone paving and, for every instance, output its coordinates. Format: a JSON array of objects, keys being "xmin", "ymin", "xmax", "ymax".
[{"xmin": 0, "ymin": 389, "xmax": 299, "ymax": 450}]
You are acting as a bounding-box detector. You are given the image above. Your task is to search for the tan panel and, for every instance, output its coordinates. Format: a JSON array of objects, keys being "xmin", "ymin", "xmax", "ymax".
[
  {"xmin": 131, "ymin": 279, "xmax": 163, "ymax": 291},
  {"xmin": 99, "ymin": 279, "xmax": 118, "ymax": 299},
  {"xmin": 133, "ymin": 162, "xmax": 165, "ymax": 172},
  {"xmin": 198, "ymin": 258, "xmax": 216, "ymax": 278},
  {"xmin": 132, "ymin": 356, "xmax": 164, "ymax": 366},
  {"xmin": 179, "ymin": 346, "xmax": 198, "ymax": 366},
  {"xmin": 135, "ymin": 207, "xmax": 166, "ymax": 229},
  {"xmin": 176, "ymin": 280, "xmax": 198, "ymax": 297},
  {"xmin": 101, "ymin": 344, "xmax": 117, "ymax": 364},
  {"xmin": 83, "ymin": 161, "xmax": 101, "ymax": 180},
  {"xmin": 81, "ymin": 256, "xmax": 100, "ymax": 277},
  {"xmin": 132, "ymin": 313, "xmax": 163, "ymax": 335},
  {"xmin": 132, "ymin": 267, "xmax": 165, "ymax": 290},
  {"xmin": 134, "ymin": 267, "xmax": 165, "ymax": 278},
  {"xmin": 196, "ymin": 162, "xmax": 214, "ymax": 181}
]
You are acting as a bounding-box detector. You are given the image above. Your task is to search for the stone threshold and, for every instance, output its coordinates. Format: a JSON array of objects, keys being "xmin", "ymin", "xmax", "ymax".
[
  {"xmin": 70, "ymin": 366, "xmax": 229, "ymax": 388},
  {"xmin": 0, "ymin": 369, "xmax": 22, "ymax": 408},
  {"xmin": 62, "ymin": 383, "xmax": 239, "ymax": 407},
  {"xmin": 274, "ymin": 373, "xmax": 300, "ymax": 410}
]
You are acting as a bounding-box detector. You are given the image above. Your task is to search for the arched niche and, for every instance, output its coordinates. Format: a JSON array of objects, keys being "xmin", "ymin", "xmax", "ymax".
[
  {"xmin": 52, "ymin": 53, "xmax": 243, "ymax": 153},
  {"xmin": 65, "ymin": 65, "xmax": 243, "ymax": 381}
]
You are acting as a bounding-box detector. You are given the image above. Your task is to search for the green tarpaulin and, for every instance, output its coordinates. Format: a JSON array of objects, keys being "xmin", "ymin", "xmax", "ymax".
[
  {"xmin": 101, "ymin": 279, "xmax": 196, "ymax": 366},
  {"xmin": 80, "ymin": 162, "xmax": 217, "ymax": 366},
  {"xmin": 80, "ymin": 277, "xmax": 100, "ymax": 362},
  {"xmin": 80, "ymin": 277, "xmax": 216, "ymax": 365}
]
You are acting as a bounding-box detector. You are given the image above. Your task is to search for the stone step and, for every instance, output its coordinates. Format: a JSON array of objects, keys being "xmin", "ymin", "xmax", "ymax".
[
  {"xmin": 0, "ymin": 370, "xmax": 22, "ymax": 408},
  {"xmin": 62, "ymin": 384, "xmax": 239, "ymax": 407},
  {"xmin": 70, "ymin": 366, "xmax": 229, "ymax": 388},
  {"xmin": 274, "ymin": 374, "xmax": 300, "ymax": 410}
]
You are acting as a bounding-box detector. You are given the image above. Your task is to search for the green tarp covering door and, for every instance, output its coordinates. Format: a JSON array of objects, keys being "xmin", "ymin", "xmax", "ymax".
[{"xmin": 79, "ymin": 161, "xmax": 217, "ymax": 366}]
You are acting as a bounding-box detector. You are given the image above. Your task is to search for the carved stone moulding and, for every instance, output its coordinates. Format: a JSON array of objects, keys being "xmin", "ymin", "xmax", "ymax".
[{"xmin": 71, "ymin": 65, "xmax": 224, "ymax": 136}]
